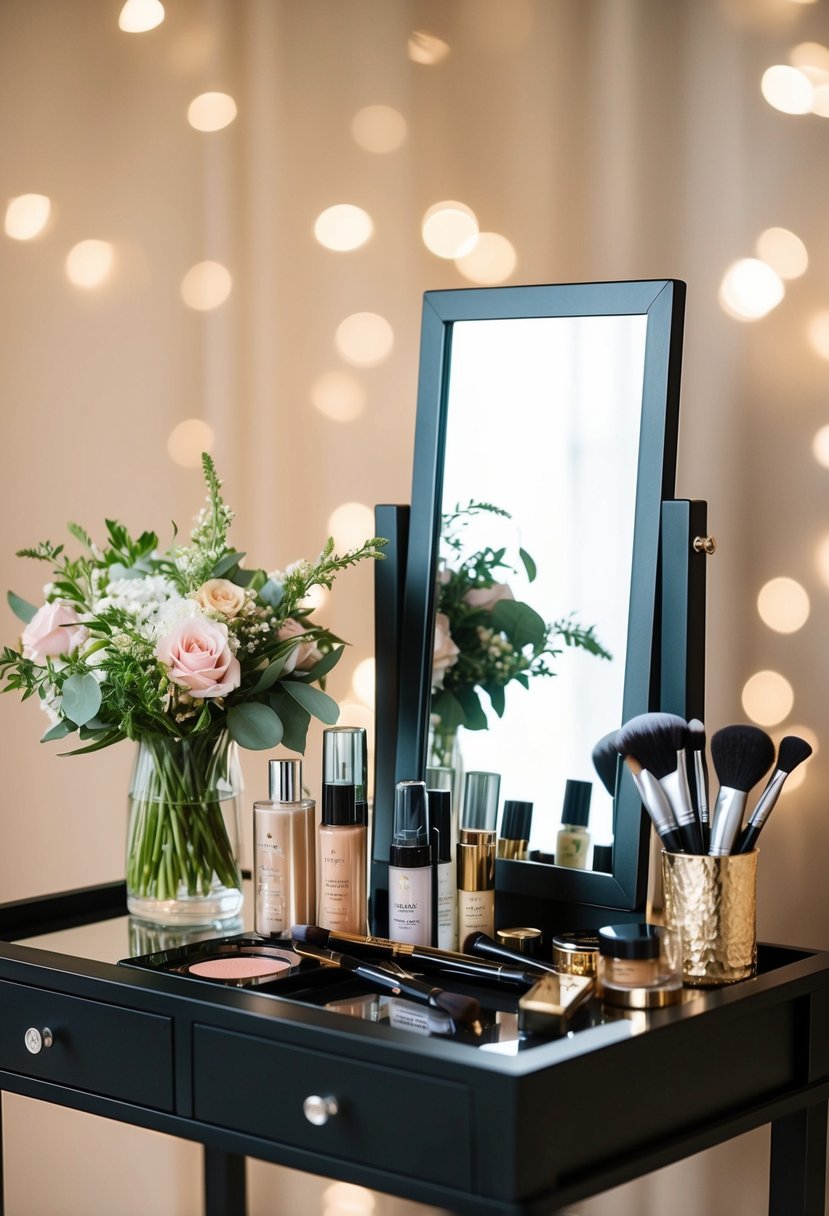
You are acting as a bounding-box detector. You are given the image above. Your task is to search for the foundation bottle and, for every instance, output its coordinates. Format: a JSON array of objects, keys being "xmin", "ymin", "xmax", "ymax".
[
  {"xmin": 253, "ymin": 758, "xmax": 316, "ymax": 937},
  {"xmin": 461, "ymin": 770, "xmax": 501, "ymax": 832},
  {"xmin": 317, "ymin": 783, "xmax": 367, "ymax": 935},
  {"xmin": 596, "ymin": 922, "xmax": 682, "ymax": 1008},
  {"xmin": 323, "ymin": 726, "xmax": 368, "ymax": 823},
  {"xmin": 497, "ymin": 800, "xmax": 533, "ymax": 860},
  {"xmin": 457, "ymin": 827, "xmax": 495, "ymax": 948},
  {"xmin": 389, "ymin": 781, "xmax": 433, "ymax": 946},
  {"xmin": 556, "ymin": 779, "xmax": 592, "ymax": 869}
]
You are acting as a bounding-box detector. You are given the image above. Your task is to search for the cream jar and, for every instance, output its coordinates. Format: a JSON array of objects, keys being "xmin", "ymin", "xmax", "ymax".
[{"xmin": 596, "ymin": 923, "xmax": 682, "ymax": 1008}]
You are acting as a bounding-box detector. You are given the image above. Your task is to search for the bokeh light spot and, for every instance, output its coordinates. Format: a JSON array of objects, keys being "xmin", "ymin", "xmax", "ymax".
[
  {"xmin": 334, "ymin": 313, "xmax": 393, "ymax": 367},
  {"xmin": 351, "ymin": 658, "xmax": 375, "ymax": 709},
  {"xmin": 180, "ymin": 261, "xmax": 232, "ymax": 311},
  {"xmin": 187, "ymin": 92, "xmax": 237, "ymax": 132},
  {"xmin": 755, "ymin": 227, "xmax": 808, "ymax": 279},
  {"xmin": 741, "ymin": 670, "xmax": 795, "ymax": 727},
  {"xmin": 65, "ymin": 240, "xmax": 115, "ymax": 289},
  {"xmin": 756, "ymin": 577, "xmax": 810, "ymax": 633},
  {"xmin": 718, "ymin": 258, "xmax": 784, "ymax": 320},
  {"xmin": 761, "ymin": 64, "xmax": 814, "ymax": 114},
  {"xmin": 408, "ymin": 30, "xmax": 450, "ymax": 65},
  {"xmin": 5, "ymin": 194, "xmax": 51, "ymax": 240},
  {"xmin": 422, "ymin": 201, "xmax": 479, "ymax": 259},
  {"xmin": 314, "ymin": 204, "xmax": 373, "ymax": 252},
  {"xmin": 350, "ymin": 105, "xmax": 407, "ymax": 153},
  {"xmin": 807, "ymin": 311, "xmax": 829, "ymax": 360},
  {"xmin": 455, "ymin": 231, "xmax": 517, "ymax": 284},
  {"xmin": 167, "ymin": 419, "xmax": 215, "ymax": 467},
  {"xmin": 118, "ymin": 0, "xmax": 164, "ymax": 32},
  {"xmin": 327, "ymin": 502, "xmax": 375, "ymax": 551},
  {"xmin": 310, "ymin": 371, "xmax": 367, "ymax": 423}
]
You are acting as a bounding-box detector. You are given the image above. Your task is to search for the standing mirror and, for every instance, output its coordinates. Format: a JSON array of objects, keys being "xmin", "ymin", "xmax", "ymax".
[{"xmin": 375, "ymin": 281, "xmax": 686, "ymax": 931}]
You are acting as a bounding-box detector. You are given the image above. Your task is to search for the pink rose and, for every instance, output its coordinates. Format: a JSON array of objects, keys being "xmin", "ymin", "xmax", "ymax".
[
  {"xmin": 432, "ymin": 612, "xmax": 460, "ymax": 690},
  {"xmin": 155, "ymin": 617, "xmax": 241, "ymax": 699},
  {"xmin": 276, "ymin": 618, "xmax": 322, "ymax": 674},
  {"xmin": 21, "ymin": 602, "xmax": 88, "ymax": 662},
  {"xmin": 463, "ymin": 582, "xmax": 514, "ymax": 612}
]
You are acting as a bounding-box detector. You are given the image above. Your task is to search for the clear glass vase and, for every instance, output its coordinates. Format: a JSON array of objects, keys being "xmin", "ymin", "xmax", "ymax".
[{"xmin": 126, "ymin": 731, "xmax": 244, "ymax": 927}]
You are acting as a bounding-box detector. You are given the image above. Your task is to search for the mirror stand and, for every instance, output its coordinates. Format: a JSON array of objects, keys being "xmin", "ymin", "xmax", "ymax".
[{"xmin": 370, "ymin": 497, "xmax": 709, "ymax": 941}]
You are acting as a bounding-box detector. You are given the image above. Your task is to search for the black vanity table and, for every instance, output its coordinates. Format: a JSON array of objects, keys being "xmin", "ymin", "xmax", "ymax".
[{"xmin": 0, "ymin": 881, "xmax": 827, "ymax": 1216}]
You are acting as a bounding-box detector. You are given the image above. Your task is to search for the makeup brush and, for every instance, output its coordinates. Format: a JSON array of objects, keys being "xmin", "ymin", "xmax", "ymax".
[
  {"xmin": 617, "ymin": 750, "xmax": 686, "ymax": 854},
  {"xmin": 591, "ymin": 731, "xmax": 620, "ymax": 797},
  {"xmin": 687, "ymin": 719, "xmax": 710, "ymax": 852},
  {"xmin": 291, "ymin": 937, "xmax": 482, "ymax": 1025},
  {"xmin": 291, "ymin": 924, "xmax": 539, "ymax": 989},
  {"xmin": 708, "ymin": 724, "xmax": 775, "ymax": 856},
  {"xmin": 734, "ymin": 735, "xmax": 813, "ymax": 854},
  {"xmin": 616, "ymin": 713, "xmax": 701, "ymax": 852}
]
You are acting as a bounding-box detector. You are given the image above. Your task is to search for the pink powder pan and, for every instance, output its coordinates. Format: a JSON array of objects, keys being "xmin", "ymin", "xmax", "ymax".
[{"xmin": 187, "ymin": 955, "xmax": 295, "ymax": 981}]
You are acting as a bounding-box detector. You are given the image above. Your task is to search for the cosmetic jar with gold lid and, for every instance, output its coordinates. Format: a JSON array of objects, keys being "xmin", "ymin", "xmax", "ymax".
[
  {"xmin": 552, "ymin": 929, "xmax": 601, "ymax": 977},
  {"xmin": 496, "ymin": 927, "xmax": 542, "ymax": 957},
  {"xmin": 596, "ymin": 923, "xmax": 682, "ymax": 1008}
]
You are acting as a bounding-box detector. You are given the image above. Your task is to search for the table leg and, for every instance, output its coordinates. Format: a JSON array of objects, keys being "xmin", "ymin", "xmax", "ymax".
[
  {"xmin": 769, "ymin": 1102, "xmax": 828, "ymax": 1216},
  {"xmin": 203, "ymin": 1146, "xmax": 246, "ymax": 1216},
  {"xmin": 0, "ymin": 1092, "xmax": 4, "ymax": 1216}
]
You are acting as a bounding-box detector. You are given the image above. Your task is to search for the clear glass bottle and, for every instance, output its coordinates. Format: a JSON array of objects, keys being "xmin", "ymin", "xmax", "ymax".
[
  {"xmin": 457, "ymin": 827, "xmax": 495, "ymax": 947},
  {"xmin": 317, "ymin": 783, "xmax": 367, "ymax": 935},
  {"xmin": 253, "ymin": 758, "xmax": 315, "ymax": 937},
  {"xmin": 389, "ymin": 780, "xmax": 433, "ymax": 946}
]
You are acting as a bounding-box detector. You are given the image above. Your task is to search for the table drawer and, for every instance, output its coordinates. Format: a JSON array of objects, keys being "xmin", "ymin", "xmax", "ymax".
[
  {"xmin": 193, "ymin": 1026, "xmax": 472, "ymax": 1189},
  {"xmin": 0, "ymin": 979, "xmax": 173, "ymax": 1110}
]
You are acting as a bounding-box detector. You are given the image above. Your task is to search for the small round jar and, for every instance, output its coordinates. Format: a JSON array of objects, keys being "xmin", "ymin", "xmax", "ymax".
[
  {"xmin": 496, "ymin": 927, "xmax": 542, "ymax": 957},
  {"xmin": 596, "ymin": 923, "xmax": 682, "ymax": 1008},
  {"xmin": 552, "ymin": 929, "xmax": 601, "ymax": 978}
]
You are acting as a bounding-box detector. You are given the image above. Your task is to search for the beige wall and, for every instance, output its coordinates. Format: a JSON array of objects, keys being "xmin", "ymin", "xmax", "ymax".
[{"xmin": 1, "ymin": 1, "xmax": 827, "ymax": 1212}]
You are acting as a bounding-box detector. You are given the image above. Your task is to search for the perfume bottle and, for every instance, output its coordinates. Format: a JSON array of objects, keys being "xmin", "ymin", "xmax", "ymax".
[
  {"xmin": 317, "ymin": 782, "xmax": 367, "ymax": 935},
  {"xmin": 429, "ymin": 787, "xmax": 458, "ymax": 950},
  {"xmin": 389, "ymin": 781, "xmax": 432, "ymax": 946},
  {"xmin": 457, "ymin": 827, "xmax": 495, "ymax": 947},
  {"xmin": 556, "ymin": 779, "xmax": 592, "ymax": 869},
  {"xmin": 253, "ymin": 758, "xmax": 316, "ymax": 937}
]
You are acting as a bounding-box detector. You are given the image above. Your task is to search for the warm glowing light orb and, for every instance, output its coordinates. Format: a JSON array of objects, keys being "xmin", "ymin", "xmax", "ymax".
[
  {"xmin": 455, "ymin": 231, "xmax": 517, "ymax": 284},
  {"xmin": 422, "ymin": 201, "xmax": 479, "ymax": 259},
  {"xmin": 299, "ymin": 584, "xmax": 329, "ymax": 614},
  {"xmin": 408, "ymin": 30, "xmax": 450, "ymax": 65},
  {"xmin": 756, "ymin": 577, "xmax": 810, "ymax": 633},
  {"xmin": 334, "ymin": 312, "xmax": 393, "ymax": 367},
  {"xmin": 351, "ymin": 658, "xmax": 376, "ymax": 708},
  {"xmin": 118, "ymin": 0, "xmax": 164, "ymax": 33},
  {"xmin": 167, "ymin": 419, "xmax": 215, "ymax": 467},
  {"xmin": 350, "ymin": 105, "xmax": 407, "ymax": 153},
  {"xmin": 4, "ymin": 193, "xmax": 51, "ymax": 240},
  {"xmin": 790, "ymin": 42, "xmax": 829, "ymax": 77},
  {"xmin": 180, "ymin": 261, "xmax": 232, "ymax": 311},
  {"xmin": 327, "ymin": 502, "xmax": 376, "ymax": 552},
  {"xmin": 741, "ymin": 670, "xmax": 795, "ymax": 727},
  {"xmin": 807, "ymin": 311, "xmax": 829, "ymax": 360},
  {"xmin": 310, "ymin": 371, "xmax": 367, "ymax": 423},
  {"xmin": 187, "ymin": 92, "xmax": 238, "ymax": 132},
  {"xmin": 65, "ymin": 240, "xmax": 115, "ymax": 288},
  {"xmin": 718, "ymin": 258, "xmax": 784, "ymax": 321},
  {"xmin": 812, "ymin": 424, "xmax": 829, "ymax": 468},
  {"xmin": 755, "ymin": 227, "xmax": 808, "ymax": 279},
  {"xmin": 314, "ymin": 204, "xmax": 373, "ymax": 252},
  {"xmin": 812, "ymin": 84, "xmax": 829, "ymax": 117},
  {"xmin": 814, "ymin": 533, "xmax": 829, "ymax": 588},
  {"xmin": 760, "ymin": 65, "xmax": 814, "ymax": 114}
]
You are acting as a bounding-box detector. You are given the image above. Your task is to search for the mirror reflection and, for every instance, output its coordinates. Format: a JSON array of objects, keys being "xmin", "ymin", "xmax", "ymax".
[{"xmin": 428, "ymin": 315, "xmax": 648, "ymax": 863}]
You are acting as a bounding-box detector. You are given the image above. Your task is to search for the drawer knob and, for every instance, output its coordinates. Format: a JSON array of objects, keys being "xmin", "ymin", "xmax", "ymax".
[
  {"xmin": 303, "ymin": 1094, "xmax": 338, "ymax": 1126},
  {"xmin": 24, "ymin": 1027, "xmax": 53, "ymax": 1055}
]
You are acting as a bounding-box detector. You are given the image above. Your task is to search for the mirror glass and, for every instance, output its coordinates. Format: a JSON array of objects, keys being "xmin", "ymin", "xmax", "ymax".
[
  {"xmin": 436, "ymin": 314, "xmax": 646, "ymax": 853},
  {"xmin": 390, "ymin": 280, "xmax": 684, "ymax": 913}
]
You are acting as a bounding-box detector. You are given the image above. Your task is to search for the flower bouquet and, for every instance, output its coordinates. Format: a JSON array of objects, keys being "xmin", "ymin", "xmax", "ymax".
[
  {"xmin": 430, "ymin": 501, "xmax": 610, "ymax": 767},
  {"xmin": 1, "ymin": 455, "xmax": 384, "ymax": 923}
]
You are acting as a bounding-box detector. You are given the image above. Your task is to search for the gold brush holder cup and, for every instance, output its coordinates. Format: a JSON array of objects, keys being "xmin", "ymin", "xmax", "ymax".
[{"xmin": 661, "ymin": 851, "xmax": 758, "ymax": 987}]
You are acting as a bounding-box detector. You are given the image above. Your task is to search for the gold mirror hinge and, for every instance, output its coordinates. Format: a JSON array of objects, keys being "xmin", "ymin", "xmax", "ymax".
[{"xmin": 693, "ymin": 535, "xmax": 716, "ymax": 555}]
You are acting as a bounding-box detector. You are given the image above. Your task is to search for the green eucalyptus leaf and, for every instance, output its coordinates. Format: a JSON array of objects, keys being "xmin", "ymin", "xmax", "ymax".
[
  {"xmin": 518, "ymin": 547, "xmax": 537, "ymax": 582},
  {"xmin": 258, "ymin": 578, "xmax": 284, "ymax": 609},
  {"xmin": 59, "ymin": 728, "xmax": 125, "ymax": 757},
  {"xmin": 61, "ymin": 673, "xmax": 102, "ymax": 727},
  {"xmin": 454, "ymin": 687, "xmax": 488, "ymax": 731},
  {"xmin": 268, "ymin": 686, "xmax": 312, "ymax": 753},
  {"xmin": 295, "ymin": 646, "xmax": 344, "ymax": 684},
  {"xmin": 483, "ymin": 683, "xmax": 506, "ymax": 717},
  {"xmin": 227, "ymin": 702, "xmax": 283, "ymax": 750},
  {"xmin": 430, "ymin": 689, "xmax": 466, "ymax": 731},
  {"xmin": 491, "ymin": 598, "xmax": 547, "ymax": 648},
  {"xmin": 41, "ymin": 720, "xmax": 74, "ymax": 743},
  {"xmin": 7, "ymin": 591, "xmax": 37, "ymax": 623},
  {"xmin": 249, "ymin": 654, "xmax": 288, "ymax": 695},
  {"xmin": 281, "ymin": 680, "xmax": 340, "ymax": 725},
  {"xmin": 211, "ymin": 551, "xmax": 246, "ymax": 579}
]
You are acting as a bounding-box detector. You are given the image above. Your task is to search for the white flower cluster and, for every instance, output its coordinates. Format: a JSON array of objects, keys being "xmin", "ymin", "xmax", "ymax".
[{"xmin": 93, "ymin": 574, "xmax": 183, "ymax": 640}]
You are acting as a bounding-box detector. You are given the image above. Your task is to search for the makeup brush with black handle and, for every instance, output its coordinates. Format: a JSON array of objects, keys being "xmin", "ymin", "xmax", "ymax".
[
  {"xmin": 291, "ymin": 937, "xmax": 482, "ymax": 1025},
  {"xmin": 618, "ymin": 752, "xmax": 687, "ymax": 854},
  {"xmin": 616, "ymin": 712, "xmax": 702, "ymax": 853},
  {"xmin": 708, "ymin": 724, "xmax": 775, "ymax": 856},
  {"xmin": 687, "ymin": 719, "xmax": 711, "ymax": 852},
  {"xmin": 734, "ymin": 735, "xmax": 813, "ymax": 854}
]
